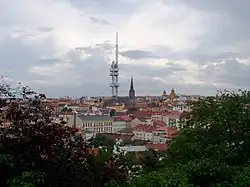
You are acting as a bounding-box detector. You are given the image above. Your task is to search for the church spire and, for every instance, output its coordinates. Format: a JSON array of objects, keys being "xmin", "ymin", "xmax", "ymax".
[
  {"xmin": 130, "ymin": 76, "xmax": 134, "ymax": 90},
  {"xmin": 129, "ymin": 76, "xmax": 136, "ymax": 107}
]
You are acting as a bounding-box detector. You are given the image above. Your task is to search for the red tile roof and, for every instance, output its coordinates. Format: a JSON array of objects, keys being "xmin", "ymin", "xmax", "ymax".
[
  {"xmin": 165, "ymin": 127, "xmax": 178, "ymax": 139},
  {"xmin": 146, "ymin": 143, "xmax": 168, "ymax": 151},
  {"xmin": 133, "ymin": 124, "xmax": 153, "ymax": 132},
  {"xmin": 152, "ymin": 120, "xmax": 166, "ymax": 127},
  {"xmin": 114, "ymin": 116, "xmax": 132, "ymax": 122},
  {"xmin": 155, "ymin": 127, "xmax": 169, "ymax": 131},
  {"xmin": 150, "ymin": 111, "xmax": 182, "ymax": 119},
  {"xmin": 133, "ymin": 124, "xmax": 169, "ymax": 133},
  {"xmin": 133, "ymin": 125, "xmax": 177, "ymax": 139},
  {"xmin": 163, "ymin": 111, "xmax": 182, "ymax": 119},
  {"xmin": 152, "ymin": 111, "xmax": 164, "ymax": 115},
  {"xmin": 134, "ymin": 111, "xmax": 152, "ymax": 118},
  {"xmin": 115, "ymin": 111, "xmax": 127, "ymax": 116},
  {"xmin": 128, "ymin": 115, "xmax": 137, "ymax": 120}
]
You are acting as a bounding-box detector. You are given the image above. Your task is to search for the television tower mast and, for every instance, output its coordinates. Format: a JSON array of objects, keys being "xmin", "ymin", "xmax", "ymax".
[{"xmin": 109, "ymin": 32, "xmax": 119, "ymax": 99}]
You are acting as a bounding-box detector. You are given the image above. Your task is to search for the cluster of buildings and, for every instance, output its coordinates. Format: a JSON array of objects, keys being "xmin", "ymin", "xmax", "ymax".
[{"xmin": 42, "ymin": 86, "xmax": 199, "ymax": 152}]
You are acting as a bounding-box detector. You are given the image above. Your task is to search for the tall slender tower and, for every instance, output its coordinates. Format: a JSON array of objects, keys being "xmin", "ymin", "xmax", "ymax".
[
  {"xmin": 109, "ymin": 32, "xmax": 119, "ymax": 99},
  {"xmin": 129, "ymin": 76, "xmax": 136, "ymax": 106}
]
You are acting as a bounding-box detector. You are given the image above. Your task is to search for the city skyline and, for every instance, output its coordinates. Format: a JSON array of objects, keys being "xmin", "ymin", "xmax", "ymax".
[{"xmin": 0, "ymin": 0, "xmax": 250, "ymax": 97}]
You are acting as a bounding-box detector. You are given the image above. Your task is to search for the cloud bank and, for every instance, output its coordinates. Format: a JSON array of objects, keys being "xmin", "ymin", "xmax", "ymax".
[{"xmin": 0, "ymin": 0, "xmax": 249, "ymax": 97}]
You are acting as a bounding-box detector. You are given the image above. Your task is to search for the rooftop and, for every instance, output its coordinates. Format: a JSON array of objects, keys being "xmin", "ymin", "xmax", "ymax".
[
  {"xmin": 146, "ymin": 143, "xmax": 168, "ymax": 151},
  {"xmin": 114, "ymin": 116, "xmax": 132, "ymax": 122},
  {"xmin": 102, "ymin": 133, "xmax": 134, "ymax": 141},
  {"xmin": 78, "ymin": 115, "xmax": 113, "ymax": 121}
]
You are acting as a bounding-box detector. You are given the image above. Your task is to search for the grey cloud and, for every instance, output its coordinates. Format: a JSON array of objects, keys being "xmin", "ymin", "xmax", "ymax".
[
  {"xmin": 182, "ymin": 0, "xmax": 250, "ymax": 19},
  {"xmin": 154, "ymin": 0, "xmax": 250, "ymax": 67},
  {"xmin": 185, "ymin": 0, "xmax": 250, "ymax": 58},
  {"xmin": 33, "ymin": 75, "xmax": 217, "ymax": 97},
  {"xmin": 96, "ymin": 41, "xmax": 114, "ymax": 52},
  {"xmin": 0, "ymin": 33, "xmax": 58, "ymax": 83},
  {"xmin": 0, "ymin": 33, "xmax": 234, "ymax": 97},
  {"xmin": 186, "ymin": 52, "xmax": 240, "ymax": 65},
  {"xmin": 166, "ymin": 64, "xmax": 186, "ymax": 72},
  {"xmin": 37, "ymin": 57, "xmax": 62, "ymax": 64},
  {"xmin": 118, "ymin": 60, "xmax": 187, "ymax": 79},
  {"xmin": 69, "ymin": 0, "xmax": 143, "ymax": 15},
  {"xmin": 120, "ymin": 50, "xmax": 159, "ymax": 60},
  {"xmin": 12, "ymin": 29, "xmax": 26, "ymax": 34},
  {"xmin": 40, "ymin": 2, "xmax": 250, "ymax": 69},
  {"xmin": 144, "ymin": 46, "xmax": 241, "ymax": 67},
  {"xmin": 11, "ymin": 27, "xmax": 52, "ymax": 39},
  {"xmin": 75, "ymin": 41, "xmax": 113, "ymax": 55},
  {"xmin": 215, "ymin": 59, "xmax": 250, "ymax": 88},
  {"xmin": 38, "ymin": 27, "xmax": 53, "ymax": 33},
  {"xmin": 198, "ymin": 58, "xmax": 250, "ymax": 89},
  {"xmin": 2, "ymin": 0, "xmax": 250, "ymax": 97},
  {"xmin": 89, "ymin": 17, "xmax": 110, "ymax": 25},
  {"xmin": 30, "ymin": 43, "xmax": 206, "ymax": 97}
]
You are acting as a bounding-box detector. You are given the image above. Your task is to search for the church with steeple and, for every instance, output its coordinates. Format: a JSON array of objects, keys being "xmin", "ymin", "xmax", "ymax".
[
  {"xmin": 104, "ymin": 76, "xmax": 136, "ymax": 108},
  {"xmin": 129, "ymin": 77, "xmax": 136, "ymax": 107}
]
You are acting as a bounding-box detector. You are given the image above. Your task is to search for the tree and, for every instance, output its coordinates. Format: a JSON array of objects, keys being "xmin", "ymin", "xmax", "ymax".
[
  {"xmin": 89, "ymin": 134, "xmax": 116, "ymax": 150},
  {"xmin": 128, "ymin": 90, "xmax": 250, "ymax": 186},
  {"xmin": 109, "ymin": 109, "xmax": 116, "ymax": 117},
  {"xmin": 0, "ymin": 79, "xmax": 128, "ymax": 187},
  {"xmin": 168, "ymin": 90, "xmax": 250, "ymax": 166},
  {"xmin": 61, "ymin": 107, "xmax": 72, "ymax": 113}
]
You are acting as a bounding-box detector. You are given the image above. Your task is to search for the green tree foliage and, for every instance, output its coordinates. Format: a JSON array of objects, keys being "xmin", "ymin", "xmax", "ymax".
[
  {"xmin": 8, "ymin": 171, "xmax": 45, "ymax": 187},
  {"xmin": 139, "ymin": 150, "xmax": 164, "ymax": 173},
  {"xmin": 109, "ymin": 109, "xmax": 116, "ymax": 117},
  {"xmin": 130, "ymin": 164, "xmax": 188, "ymax": 187},
  {"xmin": 89, "ymin": 134, "xmax": 116, "ymax": 149},
  {"xmin": 128, "ymin": 90, "xmax": 250, "ymax": 186}
]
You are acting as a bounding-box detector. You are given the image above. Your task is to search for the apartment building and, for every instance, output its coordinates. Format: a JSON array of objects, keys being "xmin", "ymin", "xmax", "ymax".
[{"xmin": 67, "ymin": 114, "xmax": 113, "ymax": 134}]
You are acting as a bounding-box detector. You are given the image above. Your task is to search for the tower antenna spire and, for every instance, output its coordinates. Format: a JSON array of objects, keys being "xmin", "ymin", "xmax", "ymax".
[
  {"xmin": 115, "ymin": 32, "xmax": 118, "ymax": 67},
  {"xmin": 109, "ymin": 32, "xmax": 120, "ymax": 99}
]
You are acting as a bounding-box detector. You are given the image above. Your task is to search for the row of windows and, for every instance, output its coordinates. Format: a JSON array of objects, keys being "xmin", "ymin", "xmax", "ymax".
[
  {"xmin": 135, "ymin": 133, "xmax": 151, "ymax": 136},
  {"xmin": 83, "ymin": 122, "xmax": 112, "ymax": 127},
  {"xmin": 154, "ymin": 132, "xmax": 167, "ymax": 136},
  {"xmin": 135, "ymin": 132, "xmax": 167, "ymax": 136},
  {"xmin": 85, "ymin": 127, "xmax": 112, "ymax": 132}
]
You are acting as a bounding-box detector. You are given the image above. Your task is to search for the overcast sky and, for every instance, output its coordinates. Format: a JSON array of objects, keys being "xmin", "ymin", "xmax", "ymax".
[{"xmin": 0, "ymin": 0, "xmax": 250, "ymax": 97}]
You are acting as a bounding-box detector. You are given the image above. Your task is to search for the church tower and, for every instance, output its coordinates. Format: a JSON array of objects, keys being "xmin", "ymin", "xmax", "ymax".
[
  {"xmin": 169, "ymin": 88, "xmax": 176, "ymax": 100},
  {"xmin": 162, "ymin": 89, "xmax": 167, "ymax": 100},
  {"xmin": 129, "ymin": 77, "xmax": 136, "ymax": 106}
]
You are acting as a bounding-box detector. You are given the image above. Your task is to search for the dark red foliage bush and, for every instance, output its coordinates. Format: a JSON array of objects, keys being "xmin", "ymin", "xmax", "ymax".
[{"xmin": 0, "ymin": 79, "xmax": 128, "ymax": 187}]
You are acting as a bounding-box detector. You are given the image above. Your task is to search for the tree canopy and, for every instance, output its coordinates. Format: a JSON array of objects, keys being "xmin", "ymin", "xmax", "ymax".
[
  {"xmin": 128, "ymin": 90, "xmax": 250, "ymax": 186},
  {"xmin": 89, "ymin": 134, "xmax": 116, "ymax": 148},
  {"xmin": 109, "ymin": 109, "xmax": 116, "ymax": 117}
]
